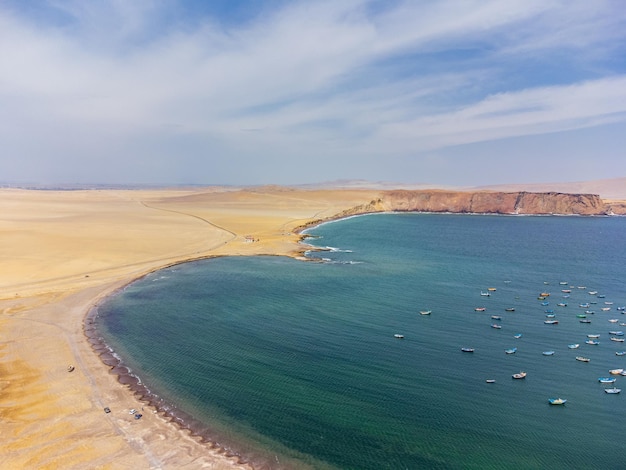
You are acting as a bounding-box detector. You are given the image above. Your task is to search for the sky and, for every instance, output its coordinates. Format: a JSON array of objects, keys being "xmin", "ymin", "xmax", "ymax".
[{"xmin": 1, "ymin": 0, "xmax": 626, "ymax": 187}]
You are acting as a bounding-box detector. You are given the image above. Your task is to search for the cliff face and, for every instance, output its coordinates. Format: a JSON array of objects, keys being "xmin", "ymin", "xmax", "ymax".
[{"xmin": 379, "ymin": 190, "xmax": 608, "ymax": 215}]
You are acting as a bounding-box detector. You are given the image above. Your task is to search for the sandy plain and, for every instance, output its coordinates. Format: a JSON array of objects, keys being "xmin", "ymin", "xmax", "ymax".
[{"xmin": 0, "ymin": 187, "xmax": 379, "ymax": 470}]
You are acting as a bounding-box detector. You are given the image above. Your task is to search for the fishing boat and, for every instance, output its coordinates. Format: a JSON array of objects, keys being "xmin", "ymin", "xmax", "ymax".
[
  {"xmin": 491, "ymin": 315, "xmax": 502, "ymax": 320},
  {"xmin": 475, "ymin": 307, "xmax": 486, "ymax": 312},
  {"xmin": 540, "ymin": 292, "xmax": 550, "ymax": 297},
  {"xmin": 585, "ymin": 310, "xmax": 595, "ymax": 314},
  {"xmin": 575, "ymin": 356, "xmax": 590, "ymax": 362},
  {"xmin": 611, "ymin": 337, "xmax": 625, "ymax": 342},
  {"xmin": 491, "ymin": 323, "xmax": 502, "ymax": 329},
  {"xmin": 568, "ymin": 343, "xmax": 580, "ymax": 349},
  {"xmin": 609, "ymin": 368, "xmax": 624, "ymax": 375},
  {"xmin": 602, "ymin": 308, "xmax": 612, "ymax": 312},
  {"xmin": 609, "ymin": 318, "xmax": 619, "ymax": 322},
  {"xmin": 419, "ymin": 310, "xmax": 432, "ymax": 315},
  {"xmin": 562, "ymin": 289, "xmax": 572, "ymax": 294},
  {"xmin": 512, "ymin": 371, "xmax": 527, "ymax": 379},
  {"xmin": 393, "ymin": 334, "xmax": 404, "ymax": 339},
  {"xmin": 485, "ymin": 379, "xmax": 496, "ymax": 383},
  {"xmin": 514, "ymin": 333, "xmax": 522, "ymax": 339},
  {"xmin": 588, "ymin": 291, "xmax": 598, "ymax": 295},
  {"xmin": 461, "ymin": 347, "xmax": 475, "ymax": 353},
  {"xmin": 557, "ymin": 303, "xmax": 567, "ymax": 307},
  {"xmin": 599, "ymin": 377, "xmax": 617, "ymax": 383},
  {"xmin": 609, "ymin": 331, "xmax": 624, "ymax": 336},
  {"xmin": 505, "ymin": 348, "xmax": 517, "ymax": 354},
  {"xmin": 544, "ymin": 320, "xmax": 558, "ymax": 324},
  {"xmin": 505, "ymin": 308, "xmax": 515, "ymax": 312},
  {"xmin": 616, "ymin": 351, "xmax": 626, "ymax": 356},
  {"xmin": 604, "ymin": 387, "xmax": 621, "ymax": 394},
  {"xmin": 585, "ymin": 340, "xmax": 600, "ymax": 345},
  {"xmin": 580, "ymin": 319, "xmax": 592, "ymax": 323},
  {"xmin": 542, "ymin": 351, "xmax": 555, "ymax": 356},
  {"xmin": 548, "ymin": 398, "xmax": 567, "ymax": 405},
  {"xmin": 480, "ymin": 291, "xmax": 491, "ymax": 297},
  {"xmin": 488, "ymin": 287, "xmax": 497, "ymax": 292},
  {"xmin": 587, "ymin": 334, "xmax": 600, "ymax": 338},
  {"xmin": 559, "ymin": 281, "xmax": 568, "ymax": 285},
  {"xmin": 579, "ymin": 303, "xmax": 590, "ymax": 308}
]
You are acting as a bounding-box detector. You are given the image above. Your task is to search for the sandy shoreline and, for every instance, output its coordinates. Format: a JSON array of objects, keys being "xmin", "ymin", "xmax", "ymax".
[{"xmin": 0, "ymin": 187, "xmax": 378, "ymax": 469}]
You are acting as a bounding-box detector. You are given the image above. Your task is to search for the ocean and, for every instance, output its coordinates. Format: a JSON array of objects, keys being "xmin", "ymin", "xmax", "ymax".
[{"xmin": 95, "ymin": 213, "xmax": 626, "ymax": 469}]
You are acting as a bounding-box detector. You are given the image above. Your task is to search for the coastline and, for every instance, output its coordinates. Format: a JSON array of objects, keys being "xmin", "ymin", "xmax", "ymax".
[{"xmin": 0, "ymin": 187, "xmax": 378, "ymax": 469}]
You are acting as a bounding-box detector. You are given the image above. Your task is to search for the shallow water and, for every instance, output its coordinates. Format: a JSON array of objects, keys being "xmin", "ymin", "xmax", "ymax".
[{"xmin": 97, "ymin": 214, "xmax": 626, "ymax": 469}]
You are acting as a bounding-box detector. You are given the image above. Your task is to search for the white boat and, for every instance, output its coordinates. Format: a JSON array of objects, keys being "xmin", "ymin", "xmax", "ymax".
[
  {"xmin": 602, "ymin": 308, "xmax": 612, "ymax": 312},
  {"xmin": 485, "ymin": 379, "xmax": 496, "ymax": 383},
  {"xmin": 419, "ymin": 310, "xmax": 432, "ymax": 315},
  {"xmin": 587, "ymin": 334, "xmax": 600, "ymax": 338},
  {"xmin": 604, "ymin": 387, "xmax": 621, "ymax": 394},
  {"xmin": 557, "ymin": 303, "xmax": 567, "ymax": 307},
  {"xmin": 544, "ymin": 320, "xmax": 558, "ymax": 325},
  {"xmin": 611, "ymin": 337, "xmax": 625, "ymax": 342},
  {"xmin": 491, "ymin": 324, "xmax": 502, "ymax": 329},
  {"xmin": 548, "ymin": 398, "xmax": 567, "ymax": 405},
  {"xmin": 616, "ymin": 351, "xmax": 626, "ymax": 356},
  {"xmin": 576, "ymin": 356, "xmax": 590, "ymax": 362},
  {"xmin": 542, "ymin": 351, "xmax": 555, "ymax": 356},
  {"xmin": 588, "ymin": 291, "xmax": 598, "ymax": 295},
  {"xmin": 394, "ymin": 334, "xmax": 404, "ymax": 339},
  {"xmin": 568, "ymin": 343, "xmax": 580, "ymax": 349},
  {"xmin": 609, "ymin": 368, "xmax": 624, "ymax": 375},
  {"xmin": 609, "ymin": 331, "xmax": 624, "ymax": 336},
  {"xmin": 505, "ymin": 348, "xmax": 517, "ymax": 354},
  {"xmin": 475, "ymin": 307, "xmax": 486, "ymax": 312},
  {"xmin": 461, "ymin": 347, "xmax": 475, "ymax": 352},
  {"xmin": 480, "ymin": 291, "xmax": 491, "ymax": 297},
  {"xmin": 512, "ymin": 371, "xmax": 527, "ymax": 379},
  {"xmin": 585, "ymin": 340, "xmax": 600, "ymax": 345},
  {"xmin": 514, "ymin": 333, "xmax": 522, "ymax": 339},
  {"xmin": 609, "ymin": 319, "xmax": 619, "ymax": 323}
]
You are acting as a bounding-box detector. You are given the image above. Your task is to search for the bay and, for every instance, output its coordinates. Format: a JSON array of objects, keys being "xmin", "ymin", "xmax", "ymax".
[{"xmin": 97, "ymin": 213, "xmax": 626, "ymax": 469}]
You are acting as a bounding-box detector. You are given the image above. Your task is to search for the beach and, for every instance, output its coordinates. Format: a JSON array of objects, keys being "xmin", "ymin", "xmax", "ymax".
[{"xmin": 0, "ymin": 187, "xmax": 378, "ymax": 469}]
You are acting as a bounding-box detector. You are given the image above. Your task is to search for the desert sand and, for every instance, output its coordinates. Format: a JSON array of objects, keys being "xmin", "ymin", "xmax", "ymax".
[{"xmin": 0, "ymin": 187, "xmax": 378, "ymax": 470}]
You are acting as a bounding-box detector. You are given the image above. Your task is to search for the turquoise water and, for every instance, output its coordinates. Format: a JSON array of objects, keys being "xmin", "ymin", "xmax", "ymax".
[{"xmin": 97, "ymin": 214, "xmax": 626, "ymax": 469}]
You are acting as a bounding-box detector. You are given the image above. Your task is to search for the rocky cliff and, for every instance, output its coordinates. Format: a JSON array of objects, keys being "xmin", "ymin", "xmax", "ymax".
[{"xmin": 378, "ymin": 190, "xmax": 608, "ymax": 215}]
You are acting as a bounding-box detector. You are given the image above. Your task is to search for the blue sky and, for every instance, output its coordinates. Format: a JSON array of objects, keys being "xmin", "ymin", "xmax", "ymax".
[{"xmin": 1, "ymin": 0, "xmax": 625, "ymax": 186}]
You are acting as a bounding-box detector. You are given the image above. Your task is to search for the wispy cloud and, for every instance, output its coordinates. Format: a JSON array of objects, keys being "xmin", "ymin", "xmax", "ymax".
[{"xmin": 1, "ymin": 0, "xmax": 625, "ymax": 184}]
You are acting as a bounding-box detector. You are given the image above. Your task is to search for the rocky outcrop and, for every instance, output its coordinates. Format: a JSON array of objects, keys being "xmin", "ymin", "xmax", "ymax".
[{"xmin": 379, "ymin": 190, "xmax": 608, "ymax": 215}]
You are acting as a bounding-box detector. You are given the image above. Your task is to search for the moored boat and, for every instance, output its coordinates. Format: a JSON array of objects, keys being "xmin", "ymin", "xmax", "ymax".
[
  {"xmin": 461, "ymin": 347, "xmax": 475, "ymax": 352},
  {"xmin": 485, "ymin": 379, "xmax": 496, "ymax": 383},
  {"xmin": 544, "ymin": 320, "xmax": 558, "ymax": 324},
  {"xmin": 611, "ymin": 337, "xmax": 625, "ymax": 342},
  {"xmin": 616, "ymin": 351, "xmax": 626, "ymax": 356},
  {"xmin": 419, "ymin": 310, "xmax": 432, "ymax": 315},
  {"xmin": 580, "ymin": 319, "xmax": 592, "ymax": 323},
  {"xmin": 512, "ymin": 371, "xmax": 527, "ymax": 379},
  {"xmin": 542, "ymin": 351, "xmax": 555, "ymax": 356},
  {"xmin": 568, "ymin": 343, "xmax": 580, "ymax": 349},
  {"xmin": 505, "ymin": 348, "xmax": 517, "ymax": 354},
  {"xmin": 576, "ymin": 356, "xmax": 590, "ymax": 362},
  {"xmin": 480, "ymin": 291, "xmax": 491, "ymax": 297},
  {"xmin": 604, "ymin": 387, "xmax": 621, "ymax": 394},
  {"xmin": 609, "ymin": 368, "xmax": 624, "ymax": 375},
  {"xmin": 548, "ymin": 398, "xmax": 566, "ymax": 405},
  {"xmin": 599, "ymin": 377, "xmax": 617, "ymax": 383},
  {"xmin": 587, "ymin": 334, "xmax": 600, "ymax": 338},
  {"xmin": 557, "ymin": 303, "xmax": 567, "ymax": 307},
  {"xmin": 491, "ymin": 315, "xmax": 502, "ymax": 320},
  {"xmin": 609, "ymin": 331, "xmax": 624, "ymax": 336},
  {"xmin": 514, "ymin": 333, "xmax": 522, "ymax": 339},
  {"xmin": 491, "ymin": 323, "xmax": 502, "ymax": 329},
  {"xmin": 394, "ymin": 334, "xmax": 404, "ymax": 339},
  {"xmin": 585, "ymin": 340, "xmax": 600, "ymax": 345},
  {"xmin": 475, "ymin": 307, "xmax": 486, "ymax": 312},
  {"xmin": 505, "ymin": 308, "xmax": 515, "ymax": 312}
]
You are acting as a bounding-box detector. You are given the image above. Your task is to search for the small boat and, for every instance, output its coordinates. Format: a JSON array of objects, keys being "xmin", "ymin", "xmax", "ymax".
[
  {"xmin": 545, "ymin": 309, "xmax": 554, "ymax": 313},
  {"xmin": 394, "ymin": 334, "xmax": 404, "ymax": 339},
  {"xmin": 475, "ymin": 307, "xmax": 486, "ymax": 312},
  {"xmin": 491, "ymin": 315, "xmax": 502, "ymax": 320},
  {"xmin": 568, "ymin": 343, "xmax": 580, "ymax": 349},
  {"xmin": 599, "ymin": 377, "xmax": 617, "ymax": 383},
  {"xmin": 545, "ymin": 314, "xmax": 556, "ymax": 318},
  {"xmin": 557, "ymin": 303, "xmax": 567, "ymax": 307},
  {"xmin": 544, "ymin": 320, "xmax": 558, "ymax": 324},
  {"xmin": 480, "ymin": 291, "xmax": 491, "ymax": 297},
  {"xmin": 461, "ymin": 347, "xmax": 475, "ymax": 352},
  {"xmin": 505, "ymin": 348, "xmax": 517, "ymax": 354},
  {"xmin": 512, "ymin": 371, "xmax": 527, "ymax": 379},
  {"xmin": 562, "ymin": 289, "xmax": 572, "ymax": 293},
  {"xmin": 616, "ymin": 351, "xmax": 626, "ymax": 356},
  {"xmin": 488, "ymin": 287, "xmax": 497, "ymax": 292},
  {"xmin": 541, "ymin": 301, "xmax": 550, "ymax": 306},
  {"xmin": 542, "ymin": 351, "xmax": 555, "ymax": 356},
  {"xmin": 587, "ymin": 334, "xmax": 600, "ymax": 338},
  {"xmin": 491, "ymin": 323, "xmax": 502, "ymax": 329},
  {"xmin": 576, "ymin": 314, "xmax": 587, "ymax": 319},
  {"xmin": 548, "ymin": 398, "xmax": 567, "ymax": 405},
  {"xmin": 604, "ymin": 387, "xmax": 621, "ymax": 394},
  {"xmin": 579, "ymin": 303, "xmax": 590, "ymax": 308},
  {"xmin": 514, "ymin": 333, "xmax": 522, "ymax": 339},
  {"xmin": 605, "ymin": 301, "xmax": 614, "ymax": 305},
  {"xmin": 538, "ymin": 296, "xmax": 546, "ymax": 300},
  {"xmin": 585, "ymin": 340, "xmax": 600, "ymax": 345},
  {"xmin": 578, "ymin": 286, "xmax": 587, "ymax": 289},
  {"xmin": 609, "ymin": 331, "xmax": 624, "ymax": 336},
  {"xmin": 611, "ymin": 337, "xmax": 625, "ymax": 342},
  {"xmin": 576, "ymin": 356, "xmax": 590, "ymax": 362},
  {"xmin": 559, "ymin": 281, "xmax": 568, "ymax": 285},
  {"xmin": 617, "ymin": 306, "xmax": 626, "ymax": 311},
  {"xmin": 485, "ymin": 379, "xmax": 496, "ymax": 383},
  {"xmin": 609, "ymin": 368, "xmax": 624, "ymax": 375},
  {"xmin": 609, "ymin": 318, "xmax": 619, "ymax": 323},
  {"xmin": 585, "ymin": 310, "xmax": 595, "ymax": 314},
  {"xmin": 540, "ymin": 292, "xmax": 550, "ymax": 297},
  {"xmin": 598, "ymin": 294, "xmax": 606, "ymax": 299},
  {"xmin": 602, "ymin": 308, "xmax": 612, "ymax": 312},
  {"xmin": 588, "ymin": 291, "xmax": 598, "ymax": 295},
  {"xmin": 419, "ymin": 310, "xmax": 432, "ymax": 315},
  {"xmin": 505, "ymin": 308, "xmax": 515, "ymax": 312},
  {"xmin": 580, "ymin": 319, "xmax": 592, "ymax": 323}
]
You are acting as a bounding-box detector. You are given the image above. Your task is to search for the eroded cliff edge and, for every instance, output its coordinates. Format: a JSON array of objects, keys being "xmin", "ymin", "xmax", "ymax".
[{"xmin": 297, "ymin": 190, "xmax": 625, "ymax": 233}]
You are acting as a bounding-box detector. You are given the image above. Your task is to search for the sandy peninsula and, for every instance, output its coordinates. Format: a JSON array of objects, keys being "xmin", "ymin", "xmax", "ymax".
[{"xmin": 0, "ymin": 186, "xmax": 379, "ymax": 469}]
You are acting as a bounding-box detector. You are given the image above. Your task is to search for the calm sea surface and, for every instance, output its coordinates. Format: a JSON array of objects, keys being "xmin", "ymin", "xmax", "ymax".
[{"xmin": 97, "ymin": 214, "xmax": 626, "ymax": 469}]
